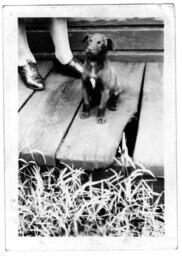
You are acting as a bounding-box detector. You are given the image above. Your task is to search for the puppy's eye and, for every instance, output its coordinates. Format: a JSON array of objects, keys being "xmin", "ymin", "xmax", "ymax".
[
  {"xmin": 89, "ymin": 39, "xmax": 92, "ymax": 42},
  {"xmin": 97, "ymin": 41, "xmax": 102, "ymax": 44}
]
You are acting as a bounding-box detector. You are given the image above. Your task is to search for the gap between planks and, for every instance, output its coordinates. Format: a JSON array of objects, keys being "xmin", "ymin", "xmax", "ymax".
[
  {"xmin": 19, "ymin": 69, "xmax": 82, "ymax": 166},
  {"xmin": 133, "ymin": 62, "xmax": 164, "ymax": 177}
]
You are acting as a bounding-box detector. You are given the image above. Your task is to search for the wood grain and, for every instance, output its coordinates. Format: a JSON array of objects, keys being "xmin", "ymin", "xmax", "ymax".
[
  {"xmin": 19, "ymin": 71, "xmax": 82, "ymax": 165},
  {"xmin": 18, "ymin": 61, "xmax": 53, "ymax": 109},
  {"xmin": 22, "ymin": 17, "xmax": 164, "ymax": 62},
  {"xmin": 67, "ymin": 18, "xmax": 164, "ymax": 27},
  {"xmin": 69, "ymin": 28, "xmax": 163, "ymax": 51},
  {"xmin": 27, "ymin": 28, "xmax": 163, "ymax": 53},
  {"xmin": 133, "ymin": 63, "xmax": 164, "ymax": 177},
  {"xmin": 22, "ymin": 17, "xmax": 164, "ymax": 27},
  {"xmin": 56, "ymin": 62, "xmax": 145, "ymax": 169},
  {"xmin": 35, "ymin": 51, "xmax": 163, "ymax": 63}
]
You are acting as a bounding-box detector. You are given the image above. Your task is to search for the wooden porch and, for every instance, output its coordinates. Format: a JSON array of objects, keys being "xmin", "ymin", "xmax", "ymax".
[{"xmin": 19, "ymin": 18, "xmax": 164, "ymax": 177}]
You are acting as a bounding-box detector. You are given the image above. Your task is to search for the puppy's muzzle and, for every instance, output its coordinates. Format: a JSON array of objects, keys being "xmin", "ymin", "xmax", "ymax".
[{"xmin": 86, "ymin": 48, "xmax": 97, "ymax": 56}]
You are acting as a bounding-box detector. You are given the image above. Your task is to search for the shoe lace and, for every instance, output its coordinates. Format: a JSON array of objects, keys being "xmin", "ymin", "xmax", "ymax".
[{"xmin": 23, "ymin": 60, "xmax": 42, "ymax": 80}]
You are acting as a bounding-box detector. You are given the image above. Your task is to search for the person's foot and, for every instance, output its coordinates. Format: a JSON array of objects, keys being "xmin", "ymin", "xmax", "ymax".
[
  {"xmin": 18, "ymin": 60, "xmax": 45, "ymax": 91},
  {"xmin": 53, "ymin": 57, "xmax": 83, "ymax": 78}
]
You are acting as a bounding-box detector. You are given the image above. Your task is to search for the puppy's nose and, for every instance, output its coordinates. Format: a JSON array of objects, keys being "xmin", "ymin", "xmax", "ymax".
[{"xmin": 87, "ymin": 47, "xmax": 92, "ymax": 52}]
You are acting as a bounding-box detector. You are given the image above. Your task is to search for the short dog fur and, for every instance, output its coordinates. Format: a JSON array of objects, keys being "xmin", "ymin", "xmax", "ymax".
[{"xmin": 81, "ymin": 33, "xmax": 120, "ymax": 124}]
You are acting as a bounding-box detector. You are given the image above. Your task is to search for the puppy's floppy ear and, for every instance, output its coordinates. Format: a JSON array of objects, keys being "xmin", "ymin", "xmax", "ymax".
[
  {"xmin": 107, "ymin": 38, "xmax": 114, "ymax": 51},
  {"xmin": 82, "ymin": 34, "xmax": 90, "ymax": 43}
]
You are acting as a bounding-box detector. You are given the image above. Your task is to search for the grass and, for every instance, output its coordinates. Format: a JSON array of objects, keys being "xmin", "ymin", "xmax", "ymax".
[{"xmin": 18, "ymin": 135, "xmax": 164, "ymax": 237}]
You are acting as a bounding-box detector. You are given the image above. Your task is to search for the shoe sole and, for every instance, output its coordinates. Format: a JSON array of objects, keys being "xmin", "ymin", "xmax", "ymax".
[{"xmin": 26, "ymin": 85, "xmax": 45, "ymax": 91}]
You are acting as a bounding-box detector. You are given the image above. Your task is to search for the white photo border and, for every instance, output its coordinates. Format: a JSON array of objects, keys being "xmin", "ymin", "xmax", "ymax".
[{"xmin": 3, "ymin": 3, "xmax": 176, "ymax": 251}]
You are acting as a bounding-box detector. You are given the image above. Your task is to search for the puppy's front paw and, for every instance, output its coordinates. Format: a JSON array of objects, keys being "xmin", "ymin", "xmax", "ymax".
[
  {"xmin": 80, "ymin": 111, "xmax": 90, "ymax": 119},
  {"xmin": 108, "ymin": 104, "xmax": 117, "ymax": 111},
  {"xmin": 96, "ymin": 116, "xmax": 106, "ymax": 124}
]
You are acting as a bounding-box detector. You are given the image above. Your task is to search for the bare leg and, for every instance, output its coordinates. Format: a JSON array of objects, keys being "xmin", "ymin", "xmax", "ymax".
[
  {"xmin": 18, "ymin": 21, "xmax": 44, "ymax": 90},
  {"xmin": 49, "ymin": 18, "xmax": 73, "ymax": 65},
  {"xmin": 18, "ymin": 22, "xmax": 36, "ymax": 66}
]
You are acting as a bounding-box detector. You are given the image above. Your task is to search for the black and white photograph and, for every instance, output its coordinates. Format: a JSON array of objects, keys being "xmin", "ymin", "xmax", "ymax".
[{"xmin": 2, "ymin": 2, "xmax": 177, "ymax": 252}]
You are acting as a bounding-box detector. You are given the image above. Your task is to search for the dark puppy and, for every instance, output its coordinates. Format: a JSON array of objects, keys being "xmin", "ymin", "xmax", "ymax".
[{"xmin": 81, "ymin": 33, "xmax": 120, "ymax": 124}]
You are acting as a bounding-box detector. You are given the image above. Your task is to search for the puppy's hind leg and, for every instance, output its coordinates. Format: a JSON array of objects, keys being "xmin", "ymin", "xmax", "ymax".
[{"xmin": 80, "ymin": 87, "xmax": 90, "ymax": 119}]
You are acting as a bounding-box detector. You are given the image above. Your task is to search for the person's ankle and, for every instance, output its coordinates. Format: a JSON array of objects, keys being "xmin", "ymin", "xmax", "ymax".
[
  {"xmin": 18, "ymin": 56, "xmax": 36, "ymax": 66},
  {"xmin": 18, "ymin": 50, "xmax": 36, "ymax": 66},
  {"xmin": 55, "ymin": 52, "xmax": 73, "ymax": 65}
]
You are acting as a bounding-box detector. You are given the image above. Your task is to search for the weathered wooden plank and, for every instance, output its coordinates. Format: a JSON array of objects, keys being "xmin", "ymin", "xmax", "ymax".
[
  {"xmin": 21, "ymin": 17, "xmax": 164, "ymax": 27},
  {"xmin": 134, "ymin": 63, "xmax": 163, "ymax": 177},
  {"xmin": 67, "ymin": 18, "xmax": 164, "ymax": 27},
  {"xmin": 35, "ymin": 51, "xmax": 164, "ymax": 63},
  {"xmin": 19, "ymin": 71, "xmax": 82, "ymax": 165},
  {"xmin": 56, "ymin": 62, "xmax": 145, "ymax": 169},
  {"xmin": 27, "ymin": 28, "xmax": 163, "ymax": 53},
  {"xmin": 74, "ymin": 51, "xmax": 164, "ymax": 62},
  {"xmin": 69, "ymin": 28, "xmax": 164, "ymax": 51},
  {"xmin": 18, "ymin": 61, "xmax": 53, "ymax": 109}
]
